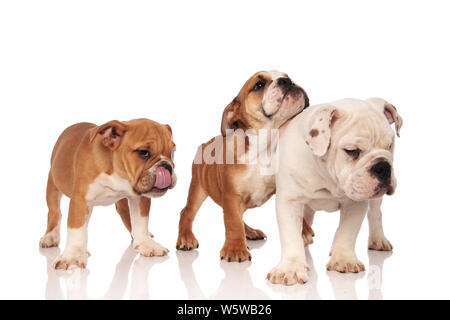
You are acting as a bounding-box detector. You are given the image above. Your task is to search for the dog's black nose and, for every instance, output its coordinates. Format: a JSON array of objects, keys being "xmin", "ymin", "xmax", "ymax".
[
  {"xmin": 277, "ymin": 77, "xmax": 292, "ymax": 87},
  {"xmin": 370, "ymin": 161, "xmax": 391, "ymax": 182}
]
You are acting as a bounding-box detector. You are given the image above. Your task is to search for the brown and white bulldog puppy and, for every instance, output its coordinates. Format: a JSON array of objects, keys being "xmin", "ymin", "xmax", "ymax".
[
  {"xmin": 176, "ymin": 70, "xmax": 311, "ymax": 262},
  {"xmin": 39, "ymin": 118, "xmax": 176, "ymax": 269}
]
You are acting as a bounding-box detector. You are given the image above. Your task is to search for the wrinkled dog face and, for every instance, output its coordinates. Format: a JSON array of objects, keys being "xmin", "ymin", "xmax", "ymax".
[
  {"xmin": 306, "ymin": 99, "xmax": 402, "ymax": 202},
  {"xmin": 258, "ymin": 70, "xmax": 309, "ymax": 124},
  {"xmin": 221, "ymin": 70, "xmax": 309, "ymax": 135},
  {"xmin": 332, "ymin": 111, "xmax": 396, "ymax": 201},
  {"xmin": 91, "ymin": 118, "xmax": 177, "ymax": 198},
  {"xmin": 134, "ymin": 158, "xmax": 177, "ymax": 198},
  {"xmin": 124, "ymin": 120, "xmax": 177, "ymax": 198}
]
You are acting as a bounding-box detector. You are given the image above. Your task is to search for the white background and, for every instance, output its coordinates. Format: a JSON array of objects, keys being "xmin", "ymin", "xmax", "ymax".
[{"xmin": 0, "ymin": 0, "xmax": 449, "ymax": 299}]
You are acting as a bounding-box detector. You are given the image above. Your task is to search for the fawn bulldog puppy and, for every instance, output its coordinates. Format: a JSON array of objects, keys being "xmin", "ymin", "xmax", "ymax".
[
  {"xmin": 39, "ymin": 118, "xmax": 176, "ymax": 269},
  {"xmin": 176, "ymin": 70, "xmax": 311, "ymax": 262},
  {"xmin": 267, "ymin": 98, "xmax": 402, "ymax": 285}
]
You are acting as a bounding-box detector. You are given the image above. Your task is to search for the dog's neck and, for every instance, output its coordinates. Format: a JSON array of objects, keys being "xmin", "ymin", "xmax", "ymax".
[{"xmin": 244, "ymin": 123, "xmax": 280, "ymax": 161}]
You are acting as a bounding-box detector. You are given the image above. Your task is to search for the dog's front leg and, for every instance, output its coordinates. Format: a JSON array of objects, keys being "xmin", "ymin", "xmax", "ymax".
[
  {"xmin": 327, "ymin": 200, "xmax": 368, "ymax": 273},
  {"xmin": 367, "ymin": 197, "xmax": 393, "ymax": 251},
  {"xmin": 267, "ymin": 195, "xmax": 308, "ymax": 285},
  {"xmin": 54, "ymin": 197, "xmax": 91, "ymax": 269},
  {"xmin": 129, "ymin": 197, "xmax": 168, "ymax": 257}
]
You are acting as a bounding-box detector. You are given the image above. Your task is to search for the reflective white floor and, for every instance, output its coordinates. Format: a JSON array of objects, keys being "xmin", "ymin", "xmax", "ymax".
[
  {"xmin": 2, "ymin": 187, "xmax": 445, "ymax": 300},
  {"xmin": 39, "ymin": 245, "xmax": 393, "ymax": 300},
  {"xmin": 2, "ymin": 161, "xmax": 450, "ymax": 301}
]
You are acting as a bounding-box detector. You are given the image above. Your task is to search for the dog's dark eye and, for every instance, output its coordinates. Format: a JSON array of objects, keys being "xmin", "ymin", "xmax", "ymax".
[
  {"xmin": 252, "ymin": 80, "xmax": 266, "ymax": 91},
  {"xmin": 344, "ymin": 148, "xmax": 361, "ymax": 160},
  {"xmin": 136, "ymin": 150, "xmax": 150, "ymax": 160}
]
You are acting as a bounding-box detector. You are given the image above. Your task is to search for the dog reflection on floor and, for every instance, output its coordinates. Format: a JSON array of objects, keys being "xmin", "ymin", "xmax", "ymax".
[
  {"xmin": 266, "ymin": 247, "xmax": 391, "ymax": 300},
  {"xmin": 40, "ymin": 240, "xmax": 269, "ymax": 300},
  {"xmin": 40, "ymin": 241, "xmax": 392, "ymax": 299},
  {"xmin": 40, "ymin": 247, "xmax": 65, "ymax": 299},
  {"xmin": 367, "ymin": 250, "xmax": 392, "ymax": 300},
  {"xmin": 327, "ymin": 250, "xmax": 392, "ymax": 300},
  {"xmin": 176, "ymin": 239, "xmax": 269, "ymax": 300},
  {"xmin": 39, "ymin": 245, "xmax": 167, "ymax": 300},
  {"xmin": 103, "ymin": 245, "xmax": 168, "ymax": 300},
  {"xmin": 326, "ymin": 267, "xmax": 364, "ymax": 300},
  {"xmin": 40, "ymin": 246, "xmax": 90, "ymax": 299},
  {"xmin": 175, "ymin": 250, "xmax": 204, "ymax": 299}
]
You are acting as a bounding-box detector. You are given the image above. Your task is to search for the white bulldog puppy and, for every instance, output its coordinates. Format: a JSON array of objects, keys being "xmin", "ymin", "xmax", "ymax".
[{"xmin": 267, "ymin": 98, "xmax": 402, "ymax": 285}]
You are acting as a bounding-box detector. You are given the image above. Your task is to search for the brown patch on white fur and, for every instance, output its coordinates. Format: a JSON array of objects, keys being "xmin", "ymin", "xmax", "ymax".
[
  {"xmin": 268, "ymin": 98, "xmax": 401, "ymax": 284},
  {"xmin": 305, "ymin": 107, "xmax": 338, "ymax": 157},
  {"xmin": 303, "ymin": 100, "xmax": 401, "ymax": 202}
]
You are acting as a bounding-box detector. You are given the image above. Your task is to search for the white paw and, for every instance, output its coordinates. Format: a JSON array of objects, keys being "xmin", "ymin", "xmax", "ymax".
[
  {"xmin": 267, "ymin": 261, "xmax": 309, "ymax": 285},
  {"xmin": 133, "ymin": 238, "xmax": 169, "ymax": 257},
  {"xmin": 54, "ymin": 248, "xmax": 90, "ymax": 270},
  {"xmin": 327, "ymin": 251, "xmax": 365, "ymax": 273},
  {"xmin": 39, "ymin": 228, "xmax": 60, "ymax": 248},
  {"xmin": 368, "ymin": 235, "xmax": 393, "ymax": 251}
]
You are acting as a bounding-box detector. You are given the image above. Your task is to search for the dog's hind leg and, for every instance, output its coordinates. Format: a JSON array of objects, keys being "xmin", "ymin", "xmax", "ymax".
[
  {"xmin": 115, "ymin": 198, "xmax": 132, "ymax": 233},
  {"xmin": 39, "ymin": 171, "xmax": 62, "ymax": 248},
  {"xmin": 244, "ymin": 223, "xmax": 266, "ymax": 240},
  {"xmin": 176, "ymin": 177, "xmax": 207, "ymax": 251},
  {"xmin": 302, "ymin": 206, "xmax": 315, "ymax": 247}
]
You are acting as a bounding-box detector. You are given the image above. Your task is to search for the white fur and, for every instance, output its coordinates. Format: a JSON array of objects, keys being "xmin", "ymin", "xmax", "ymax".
[
  {"xmin": 128, "ymin": 197, "xmax": 169, "ymax": 257},
  {"xmin": 268, "ymin": 98, "xmax": 399, "ymax": 285},
  {"xmin": 240, "ymin": 164, "xmax": 276, "ymax": 207},
  {"xmin": 262, "ymin": 72, "xmax": 285, "ymax": 116},
  {"xmin": 367, "ymin": 198, "xmax": 393, "ymax": 250},
  {"xmin": 234, "ymin": 125, "xmax": 280, "ymax": 206},
  {"xmin": 268, "ymin": 196, "xmax": 309, "ymax": 285},
  {"xmin": 85, "ymin": 173, "xmax": 133, "ymax": 206},
  {"xmin": 54, "ymin": 217, "xmax": 90, "ymax": 270},
  {"xmin": 39, "ymin": 225, "xmax": 61, "ymax": 248}
]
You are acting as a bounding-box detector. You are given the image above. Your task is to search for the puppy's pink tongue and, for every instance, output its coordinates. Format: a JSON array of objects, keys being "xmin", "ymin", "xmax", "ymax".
[{"xmin": 154, "ymin": 167, "xmax": 171, "ymax": 189}]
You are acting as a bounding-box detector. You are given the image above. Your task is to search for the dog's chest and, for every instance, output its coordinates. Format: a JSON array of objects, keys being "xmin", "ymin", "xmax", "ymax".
[
  {"xmin": 238, "ymin": 164, "xmax": 275, "ymax": 208},
  {"xmin": 307, "ymin": 198, "xmax": 341, "ymax": 212},
  {"xmin": 85, "ymin": 173, "xmax": 132, "ymax": 207}
]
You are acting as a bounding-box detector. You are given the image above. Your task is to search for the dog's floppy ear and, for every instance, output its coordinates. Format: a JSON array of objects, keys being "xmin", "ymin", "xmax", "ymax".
[
  {"xmin": 164, "ymin": 124, "xmax": 172, "ymax": 135},
  {"xmin": 366, "ymin": 98, "xmax": 403, "ymax": 137},
  {"xmin": 305, "ymin": 106, "xmax": 338, "ymax": 157},
  {"xmin": 221, "ymin": 97, "xmax": 244, "ymax": 136},
  {"xmin": 89, "ymin": 120, "xmax": 128, "ymax": 150}
]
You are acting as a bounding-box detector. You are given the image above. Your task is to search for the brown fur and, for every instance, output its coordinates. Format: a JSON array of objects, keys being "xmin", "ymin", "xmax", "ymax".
[
  {"xmin": 221, "ymin": 71, "xmax": 280, "ymax": 135},
  {"xmin": 176, "ymin": 71, "xmax": 312, "ymax": 262},
  {"xmin": 41, "ymin": 119, "xmax": 174, "ymax": 242}
]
